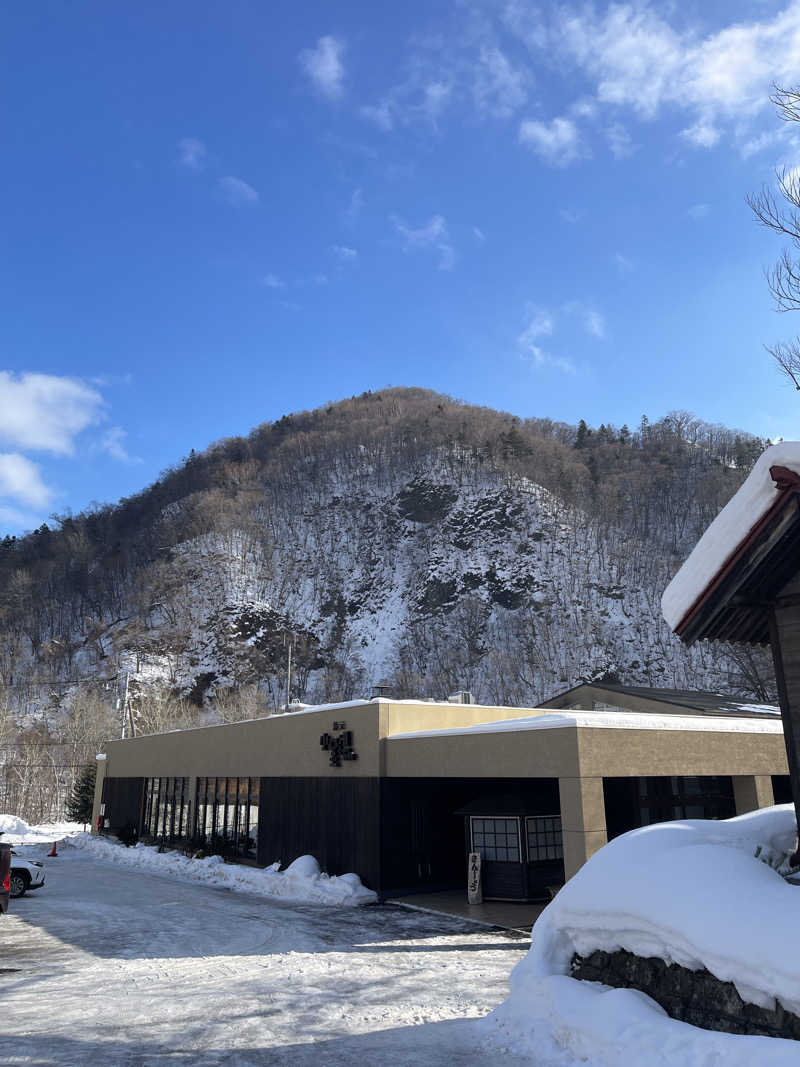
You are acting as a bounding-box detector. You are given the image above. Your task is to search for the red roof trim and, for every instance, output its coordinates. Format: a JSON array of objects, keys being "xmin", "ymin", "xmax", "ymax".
[
  {"xmin": 674, "ymin": 483, "xmax": 799, "ymax": 638},
  {"xmin": 771, "ymin": 465, "xmax": 800, "ymax": 491}
]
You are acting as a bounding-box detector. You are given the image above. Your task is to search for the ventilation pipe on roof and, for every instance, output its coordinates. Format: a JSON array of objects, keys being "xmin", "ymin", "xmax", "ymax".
[{"xmin": 447, "ymin": 690, "xmax": 475, "ymax": 705}]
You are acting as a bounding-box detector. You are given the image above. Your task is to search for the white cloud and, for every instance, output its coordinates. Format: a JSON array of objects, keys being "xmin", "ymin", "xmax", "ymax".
[
  {"xmin": 614, "ymin": 252, "xmax": 634, "ymax": 273},
  {"xmin": 360, "ymin": 101, "xmax": 395, "ymax": 131},
  {"xmin": 605, "ymin": 122, "xmax": 635, "ymax": 159},
  {"xmin": 350, "ymin": 4, "xmax": 800, "ymax": 158},
  {"xmin": 101, "ymin": 426, "xmax": 139, "ymax": 464},
  {"xmin": 473, "ymin": 46, "xmax": 529, "ymax": 119},
  {"xmin": 563, "ymin": 301, "xmax": 606, "ymax": 338},
  {"xmin": 178, "ymin": 138, "xmax": 207, "ymax": 170},
  {"xmin": 262, "ymin": 273, "xmax": 286, "ymax": 289},
  {"xmin": 0, "ymin": 453, "xmax": 52, "ymax": 508},
  {"xmin": 517, "ymin": 307, "xmax": 575, "ymax": 374},
  {"xmin": 681, "ymin": 120, "xmax": 721, "ymax": 148},
  {"xmin": 331, "ymin": 245, "xmax": 358, "ymax": 262},
  {"xmin": 519, "ymin": 307, "xmax": 554, "ymax": 344},
  {"xmin": 0, "ymin": 503, "xmax": 35, "ymax": 528},
  {"xmin": 535, "ymin": 2, "xmax": 800, "ymax": 152},
  {"xmin": 0, "ymin": 372, "xmax": 104, "ymax": 455},
  {"xmin": 519, "ymin": 116, "xmax": 584, "ymax": 166},
  {"xmin": 344, "ymin": 187, "xmax": 364, "ymax": 223},
  {"xmin": 688, "ymin": 203, "xmax": 710, "ymax": 220},
  {"xmin": 472, "ymin": 226, "xmax": 486, "ymax": 242},
  {"xmin": 299, "ymin": 35, "xmax": 346, "ymax": 99},
  {"xmin": 218, "ymin": 176, "xmax": 259, "ymax": 206},
  {"xmin": 391, "ymin": 214, "xmax": 455, "ymax": 270},
  {"xmin": 584, "ymin": 310, "xmax": 605, "ymax": 339},
  {"xmin": 560, "ymin": 208, "xmax": 581, "ymax": 224}
]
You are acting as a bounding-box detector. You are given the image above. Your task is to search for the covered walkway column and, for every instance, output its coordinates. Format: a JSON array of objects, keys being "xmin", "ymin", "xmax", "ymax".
[
  {"xmin": 559, "ymin": 776, "xmax": 607, "ymax": 881},
  {"xmin": 733, "ymin": 775, "xmax": 774, "ymax": 815}
]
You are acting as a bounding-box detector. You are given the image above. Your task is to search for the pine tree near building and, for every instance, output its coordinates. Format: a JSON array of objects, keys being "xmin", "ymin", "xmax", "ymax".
[{"xmin": 66, "ymin": 764, "xmax": 96, "ymax": 827}]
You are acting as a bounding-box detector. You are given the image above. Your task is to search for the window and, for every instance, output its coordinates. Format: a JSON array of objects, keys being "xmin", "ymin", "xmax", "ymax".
[
  {"xmin": 634, "ymin": 775, "xmax": 735, "ymax": 825},
  {"xmin": 142, "ymin": 777, "xmax": 189, "ymax": 844},
  {"xmin": 195, "ymin": 777, "xmax": 259, "ymax": 860},
  {"xmin": 471, "ymin": 817, "xmax": 520, "ymax": 862},
  {"xmin": 526, "ymin": 815, "xmax": 563, "ymax": 861}
]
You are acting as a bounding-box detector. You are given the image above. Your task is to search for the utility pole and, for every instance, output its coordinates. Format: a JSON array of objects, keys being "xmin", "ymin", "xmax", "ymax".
[
  {"xmin": 285, "ymin": 633, "xmax": 293, "ymax": 711},
  {"xmin": 118, "ymin": 671, "xmax": 133, "ymax": 738}
]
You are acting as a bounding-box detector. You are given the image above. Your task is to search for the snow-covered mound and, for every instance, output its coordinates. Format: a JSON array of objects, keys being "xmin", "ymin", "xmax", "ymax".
[
  {"xmin": 69, "ymin": 834, "xmax": 377, "ymax": 906},
  {"xmin": 0, "ymin": 814, "xmax": 85, "ymax": 844},
  {"xmin": 0, "ymin": 813, "xmax": 31, "ymax": 836},
  {"xmin": 484, "ymin": 807, "xmax": 800, "ymax": 1065}
]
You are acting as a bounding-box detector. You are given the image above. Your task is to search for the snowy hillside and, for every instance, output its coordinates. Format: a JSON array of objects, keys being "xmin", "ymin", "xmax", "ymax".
[{"xmin": 0, "ymin": 389, "xmax": 773, "ymax": 730}]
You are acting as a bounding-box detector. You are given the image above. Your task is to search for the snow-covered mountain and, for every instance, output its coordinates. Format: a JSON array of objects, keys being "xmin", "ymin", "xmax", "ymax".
[{"xmin": 0, "ymin": 388, "xmax": 775, "ymax": 725}]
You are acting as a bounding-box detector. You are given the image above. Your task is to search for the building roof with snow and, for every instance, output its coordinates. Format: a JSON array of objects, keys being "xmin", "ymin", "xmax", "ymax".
[
  {"xmin": 539, "ymin": 682, "xmax": 780, "ymax": 718},
  {"xmin": 662, "ymin": 442, "xmax": 800, "ymax": 644}
]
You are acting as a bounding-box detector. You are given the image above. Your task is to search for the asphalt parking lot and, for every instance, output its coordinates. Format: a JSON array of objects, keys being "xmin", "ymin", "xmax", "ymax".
[{"xmin": 0, "ymin": 845, "xmax": 530, "ymax": 1065}]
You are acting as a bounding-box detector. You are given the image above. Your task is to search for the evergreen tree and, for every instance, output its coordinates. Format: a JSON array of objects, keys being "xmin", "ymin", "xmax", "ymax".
[
  {"xmin": 66, "ymin": 764, "xmax": 96, "ymax": 827},
  {"xmin": 575, "ymin": 419, "xmax": 590, "ymax": 448}
]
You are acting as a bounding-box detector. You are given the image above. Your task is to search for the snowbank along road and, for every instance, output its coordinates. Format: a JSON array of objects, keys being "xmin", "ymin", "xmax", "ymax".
[{"xmin": 0, "ymin": 844, "xmax": 530, "ymax": 1065}]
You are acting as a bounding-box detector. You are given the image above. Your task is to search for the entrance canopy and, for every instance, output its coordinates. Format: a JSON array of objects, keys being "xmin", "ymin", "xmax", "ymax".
[{"xmin": 662, "ymin": 442, "xmax": 800, "ymax": 645}]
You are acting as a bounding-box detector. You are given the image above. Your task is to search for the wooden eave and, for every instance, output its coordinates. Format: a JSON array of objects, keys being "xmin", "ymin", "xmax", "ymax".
[{"xmin": 675, "ymin": 483, "xmax": 800, "ymax": 647}]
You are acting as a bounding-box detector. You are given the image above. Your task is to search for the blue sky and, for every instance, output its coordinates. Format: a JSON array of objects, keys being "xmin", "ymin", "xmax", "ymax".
[{"xmin": 4, "ymin": 0, "xmax": 800, "ymax": 533}]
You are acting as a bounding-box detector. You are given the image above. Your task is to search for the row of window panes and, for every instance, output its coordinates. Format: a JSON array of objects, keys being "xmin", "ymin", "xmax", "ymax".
[
  {"xmin": 195, "ymin": 776, "xmax": 260, "ymax": 859},
  {"xmin": 142, "ymin": 777, "xmax": 189, "ymax": 843},
  {"xmin": 526, "ymin": 816, "xmax": 564, "ymax": 861},
  {"xmin": 471, "ymin": 818, "xmax": 521, "ymax": 862},
  {"xmin": 471, "ymin": 816, "xmax": 564, "ymax": 863}
]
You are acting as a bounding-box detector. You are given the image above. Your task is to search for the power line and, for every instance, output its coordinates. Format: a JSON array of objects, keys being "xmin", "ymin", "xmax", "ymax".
[{"xmin": 0, "ymin": 677, "xmax": 120, "ymax": 688}]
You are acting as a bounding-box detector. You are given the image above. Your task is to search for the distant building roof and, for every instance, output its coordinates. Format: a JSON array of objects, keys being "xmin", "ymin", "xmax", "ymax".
[{"xmin": 540, "ymin": 682, "xmax": 780, "ymax": 719}]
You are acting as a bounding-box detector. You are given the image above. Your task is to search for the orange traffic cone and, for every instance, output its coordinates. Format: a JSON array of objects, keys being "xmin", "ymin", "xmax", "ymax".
[{"xmin": 49, "ymin": 841, "xmax": 58, "ymax": 857}]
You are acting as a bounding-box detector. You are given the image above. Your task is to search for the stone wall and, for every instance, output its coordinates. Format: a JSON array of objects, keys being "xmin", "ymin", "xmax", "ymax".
[{"xmin": 572, "ymin": 948, "xmax": 800, "ymax": 1040}]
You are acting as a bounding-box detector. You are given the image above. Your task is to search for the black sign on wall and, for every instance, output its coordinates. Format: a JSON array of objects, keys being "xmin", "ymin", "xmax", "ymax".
[{"xmin": 320, "ymin": 722, "xmax": 359, "ymax": 767}]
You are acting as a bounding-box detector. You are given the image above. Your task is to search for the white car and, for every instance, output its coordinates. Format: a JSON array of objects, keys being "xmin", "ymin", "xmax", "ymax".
[{"xmin": 9, "ymin": 852, "xmax": 45, "ymax": 898}]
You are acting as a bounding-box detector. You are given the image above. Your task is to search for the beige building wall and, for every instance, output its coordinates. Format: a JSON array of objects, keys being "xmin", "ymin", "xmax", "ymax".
[
  {"xmin": 559, "ymin": 776, "xmax": 607, "ymax": 879},
  {"xmin": 92, "ymin": 698, "xmax": 789, "ymax": 880},
  {"xmin": 733, "ymin": 775, "xmax": 775, "ymax": 814},
  {"xmin": 101, "ymin": 702, "xmax": 381, "ymax": 779}
]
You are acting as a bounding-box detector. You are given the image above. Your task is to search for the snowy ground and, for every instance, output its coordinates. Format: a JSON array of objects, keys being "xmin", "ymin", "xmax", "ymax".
[{"xmin": 0, "ymin": 843, "xmax": 530, "ymax": 1065}]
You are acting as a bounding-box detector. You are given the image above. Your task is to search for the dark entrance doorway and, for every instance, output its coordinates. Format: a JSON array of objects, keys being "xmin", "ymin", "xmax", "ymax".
[{"xmin": 380, "ymin": 777, "xmax": 561, "ymax": 900}]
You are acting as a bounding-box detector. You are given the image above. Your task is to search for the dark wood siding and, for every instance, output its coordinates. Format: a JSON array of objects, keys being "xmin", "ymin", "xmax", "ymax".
[
  {"xmin": 257, "ymin": 777, "xmax": 380, "ymax": 891},
  {"xmin": 102, "ymin": 776, "xmax": 145, "ymax": 835}
]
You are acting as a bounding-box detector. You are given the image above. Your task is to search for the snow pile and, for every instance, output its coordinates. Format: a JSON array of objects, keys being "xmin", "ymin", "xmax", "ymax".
[
  {"xmin": 484, "ymin": 807, "xmax": 800, "ymax": 1065},
  {"xmin": 0, "ymin": 814, "xmax": 85, "ymax": 845},
  {"xmin": 0, "ymin": 813, "xmax": 31, "ymax": 836},
  {"xmin": 69, "ymin": 833, "xmax": 377, "ymax": 906},
  {"xmin": 662, "ymin": 441, "xmax": 800, "ymax": 631}
]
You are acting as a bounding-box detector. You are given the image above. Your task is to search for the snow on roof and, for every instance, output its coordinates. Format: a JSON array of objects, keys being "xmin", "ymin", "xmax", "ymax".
[
  {"xmin": 718, "ymin": 701, "xmax": 781, "ymax": 717},
  {"xmin": 662, "ymin": 441, "xmax": 800, "ymax": 632},
  {"xmin": 390, "ymin": 709, "xmax": 783, "ymax": 740}
]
